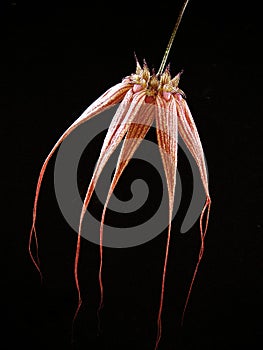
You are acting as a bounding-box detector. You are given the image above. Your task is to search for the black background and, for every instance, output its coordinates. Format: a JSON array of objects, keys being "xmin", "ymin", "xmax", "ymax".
[{"xmin": 2, "ymin": 1, "xmax": 262, "ymax": 349}]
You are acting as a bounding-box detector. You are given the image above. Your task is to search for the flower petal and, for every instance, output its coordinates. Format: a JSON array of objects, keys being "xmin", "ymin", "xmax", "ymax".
[
  {"xmin": 176, "ymin": 96, "xmax": 209, "ymax": 197},
  {"xmin": 156, "ymin": 96, "xmax": 178, "ymax": 212},
  {"xmin": 73, "ymin": 90, "xmax": 147, "ymax": 311},
  {"xmin": 175, "ymin": 95, "xmax": 211, "ymax": 324},
  {"xmin": 101, "ymin": 99, "xmax": 155, "ymax": 200},
  {"xmin": 154, "ymin": 95, "xmax": 178, "ymax": 348},
  {"xmin": 97, "ymin": 99, "xmax": 155, "ymax": 310},
  {"xmin": 79, "ymin": 90, "xmax": 147, "ymax": 219},
  {"xmin": 29, "ymin": 80, "xmax": 131, "ymax": 273}
]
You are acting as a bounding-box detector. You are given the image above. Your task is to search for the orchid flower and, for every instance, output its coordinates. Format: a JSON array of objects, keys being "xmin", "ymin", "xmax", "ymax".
[{"xmin": 29, "ymin": 1, "xmax": 211, "ymax": 348}]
